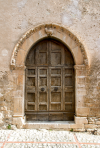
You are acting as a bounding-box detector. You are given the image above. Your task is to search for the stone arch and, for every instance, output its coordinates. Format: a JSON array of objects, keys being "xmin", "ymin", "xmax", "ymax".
[
  {"xmin": 11, "ymin": 24, "xmax": 90, "ymax": 127},
  {"xmin": 10, "ymin": 23, "xmax": 89, "ymax": 70}
]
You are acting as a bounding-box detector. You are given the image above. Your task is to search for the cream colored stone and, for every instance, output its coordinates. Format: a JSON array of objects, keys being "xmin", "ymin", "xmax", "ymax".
[
  {"xmin": 14, "ymin": 98, "xmax": 23, "ymax": 115},
  {"xmin": 84, "ymin": 124, "xmax": 97, "ymax": 129},
  {"xmin": 87, "ymin": 129, "xmax": 95, "ymax": 132},
  {"xmin": 77, "ymin": 89, "xmax": 86, "ymax": 96},
  {"xmin": 96, "ymin": 121, "xmax": 100, "ymax": 125},
  {"xmin": 24, "ymin": 123, "xmax": 70, "ymax": 129},
  {"xmin": 76, "ymin": 108, "xmax": 90, "ymax": 116},
  {"xmin": 12, "ymin": 117, "xmax": 24, "ymax": 129},
  {"xmin": 66, "ymin": 36, "xmax": 77, "ymax": 49},
  {"xmin": 16, "ymin": 48, "xmax": 26, "ymax": 66},
  {"xmin": 75, "ymin": 117, "xmax": 88, "ymax": 124},
  {"xmin": 72, "ymin": 46, "xmax": 84, "ymax": 65},
  {"xmin": 70, "ymin": 124, "xmax": 84, "ymax": 129},
  {"xmin": 1, "ymin": 106, "xmax": 7, "ymax": 111},
  {"xmin": 77, "ymin": 78, "xmax": 85, "ymax": 84},
  {"xmin": 24, "ymin": 122, "xmax": 85, "ymax": 130},
  {"xmin": 76, "ymin": 95, "xmax": 84, "ymax": 107},
  {"xmin": 73, "ymin": 128, "xmax": 85, "ymax": 132}
]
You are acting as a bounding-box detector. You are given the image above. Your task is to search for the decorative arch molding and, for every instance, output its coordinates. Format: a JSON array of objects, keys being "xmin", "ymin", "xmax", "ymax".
[{"xmin": 10, "ymin": 23, "xmax": 89, "ymax": 70}]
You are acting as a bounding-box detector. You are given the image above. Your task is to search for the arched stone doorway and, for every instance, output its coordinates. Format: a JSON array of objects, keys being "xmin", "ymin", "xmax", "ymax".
[
  {"xmin": 25, "ymin": 38, "xmax": 75, "ymax": 121},
  {"xmin": 10, "ymin": 24, "xmax": 89, "ymax": 128}
]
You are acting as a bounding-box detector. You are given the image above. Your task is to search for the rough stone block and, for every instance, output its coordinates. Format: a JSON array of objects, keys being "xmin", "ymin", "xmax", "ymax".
[
  {"xmin": 1, "ymin": 106, "xmax": 7, "ymax": 111},
  {"xmin": 97, "ymin": 124, "xmax": 100, "ymax": 128},
  {"xmin": 0, "ymin": 112, "xmax": 4, "ymax": 119},
  {"xmin": 84, "ymin": 124, "xmax": 97, "ymax": 129},
  {"xmin": 12, "ymin": 117, "xmax": 23, "ymax": 129},
  {"xmin": 87, "ymin": 129, "xmax": 95, "ymax": 132},
  {"xmin": 90, "ymin": 108, "xmax": 100, "ymax": 116},
  {"xmin": 88, "ymin": 117, "xmax": 96, "ymax": 124},
  {"xmin": 96, "ymin": 121, "xmax": 100, "ymax": 125},
  {"xmin": 70, "ymin": 124, "xmax": 84, "ymax": 129},
  {"xmin": 97, "ymin": 129, "xmax": 100, "ymax": 135},
  {"xmin": 73, "ymin": 128, "xmax": 85, "ymax": 132}
]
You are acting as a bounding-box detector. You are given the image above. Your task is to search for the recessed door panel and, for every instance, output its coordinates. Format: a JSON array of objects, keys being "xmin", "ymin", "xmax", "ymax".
[
  {"xmin": 49, "ymin": 67, "xmax": 63, "ymax": 114},
  {"xmin": 37, "ymin": 42, "xmax": 48, "ymax": 66},
  {"xmin": 25, "ymin": 67, "xmax": 37, "ymax": 112},
  {"xmin": 38, "ymin": 67, "xmax": 48, "ymax": 113},
  {"xmin": 51, "ymin": 53, "xmax": 61, "ymax": 65}
]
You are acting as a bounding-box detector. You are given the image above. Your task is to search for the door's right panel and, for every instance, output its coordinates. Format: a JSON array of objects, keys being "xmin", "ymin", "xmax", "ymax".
[{"xmin": 49, "ymin": 67, "xmax": 63, "ymax": 121}]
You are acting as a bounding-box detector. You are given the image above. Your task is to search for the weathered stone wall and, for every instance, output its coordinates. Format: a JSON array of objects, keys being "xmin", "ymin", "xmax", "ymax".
[{"xmin": 0, "ymin": 0, "xmax": 100, "ymax": 131}]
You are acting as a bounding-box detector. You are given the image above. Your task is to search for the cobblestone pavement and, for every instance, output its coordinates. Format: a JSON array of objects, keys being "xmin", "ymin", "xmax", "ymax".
[{"xmin": 0, "ymin": 129, "xmax": 100, "ymax": 148}]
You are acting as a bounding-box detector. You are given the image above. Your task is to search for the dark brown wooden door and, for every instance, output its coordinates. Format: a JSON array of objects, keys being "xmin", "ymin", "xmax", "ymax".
[{"xmin": 25, "ymin": 39, "xmax": 75, "ymax": 121}]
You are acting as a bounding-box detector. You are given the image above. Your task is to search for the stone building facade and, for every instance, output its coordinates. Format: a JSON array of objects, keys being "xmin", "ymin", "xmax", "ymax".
[{"xmin": 0, "ymin": 0, "xmax": 100, "ymax": 132}]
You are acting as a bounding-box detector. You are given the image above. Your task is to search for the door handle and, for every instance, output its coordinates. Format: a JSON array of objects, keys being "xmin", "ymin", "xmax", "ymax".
[
  {"xmin": 54, "ymin": 87, "xmax": 58, "ymax": 91},
  {"xmin": 41, "ymin": 88, "xmax": 45, "ymax": 91}
]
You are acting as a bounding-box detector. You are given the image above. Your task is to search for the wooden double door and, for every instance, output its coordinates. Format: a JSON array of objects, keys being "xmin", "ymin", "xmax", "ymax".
[{"xmin": 25, "ymin": 39, "xmax": 75, "ymax": 121}]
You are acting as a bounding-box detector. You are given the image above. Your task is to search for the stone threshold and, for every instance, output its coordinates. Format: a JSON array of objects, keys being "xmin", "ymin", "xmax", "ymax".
[
  {"xmin": 23, "ymin": 121, "xmax": 76, "ymax": 129},
  {"xmin": 26, "ymin": 121, "xmax": 74, "ymax": 124},
  {"xmin": 13, "ymin": 116, "xmax": 87, "ymax": 129}
]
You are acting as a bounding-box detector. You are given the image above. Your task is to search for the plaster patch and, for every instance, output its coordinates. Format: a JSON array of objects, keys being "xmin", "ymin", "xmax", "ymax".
[
  {"xmin": 61, "ymin": 13, "xmax": 73, "ymax": 26},
  {"xmin": 67, "ymin": 5, "xmax": 81, "ymax": 20},
  {"xmin": 84, "ymin": 0, "xmax": 91, "ymax": 3},
  {"xmin": 17, "ymin": 0, "xmax": 27, "ymax": 12},
  {"xmin": 46, "ymin": 9, "xmax": 50, "ymax": 15},
  {"xmin": 96, "ymin": 36, "xmax": 100, "ymax": 48},
  {"xmin": 21, "ymin": 19, "xmax": 28, "ymax": 29},
  {"xmin": 72, "ymin": 0, "xmax": 79, "ymax": 7},
  {"xmin": 2, "ymin": 49, "xmax": 8, "ymax": 57}
]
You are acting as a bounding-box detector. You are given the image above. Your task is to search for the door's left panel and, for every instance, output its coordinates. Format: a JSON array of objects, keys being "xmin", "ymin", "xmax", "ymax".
[{"xmin": 25, "ymin": 67, "xmax": 37, "ymax": 121}]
